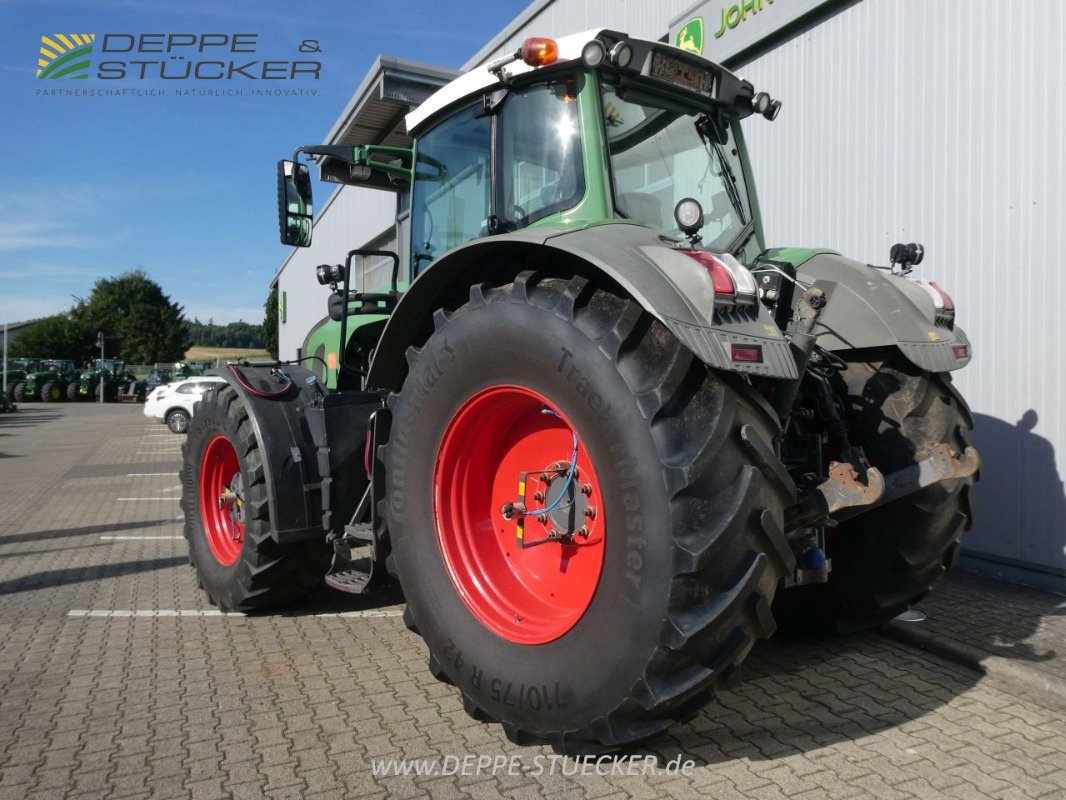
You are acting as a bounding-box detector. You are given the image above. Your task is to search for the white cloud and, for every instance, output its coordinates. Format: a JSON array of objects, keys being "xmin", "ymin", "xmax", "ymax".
[
  {"xmin": 0, "ymin": 185, "xmax": 133, "ymax": 252},
  {"xmin": 180, "ymin": 304, "xmax": 264, "ymax": 324},
  {"xmin": 0, "ymin": 296, "xmax": 71, "ymax": 324}
]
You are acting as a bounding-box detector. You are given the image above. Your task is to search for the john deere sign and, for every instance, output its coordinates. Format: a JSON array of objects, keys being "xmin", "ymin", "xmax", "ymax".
[{"xmin": 670, "ymin": 0, "xmax": 834, "ymax": 63}]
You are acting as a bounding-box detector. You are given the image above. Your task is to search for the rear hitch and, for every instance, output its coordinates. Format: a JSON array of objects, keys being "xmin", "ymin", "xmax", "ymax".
[
  {"xmin": 786, "ymin": 457, "xmax": 885, "ymax": 531},
  {"xmin": 835, "ymin": 444, "xmax": 979, "ymax": 522},
  {"xmin": 786, "ymin": 443, "xmax": 979, "ymax": 530}
]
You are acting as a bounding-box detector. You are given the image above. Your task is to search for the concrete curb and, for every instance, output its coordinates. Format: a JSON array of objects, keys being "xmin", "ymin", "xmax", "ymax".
[{"xmin": 880, "ymin": 622, "xmax": 1066, "ymax": 706}]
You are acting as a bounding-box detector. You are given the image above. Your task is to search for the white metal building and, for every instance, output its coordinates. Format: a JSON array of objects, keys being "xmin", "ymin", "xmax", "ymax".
[{"xmin": 273, "ymin": 0, "xmax": 1066, "ymax": 591}]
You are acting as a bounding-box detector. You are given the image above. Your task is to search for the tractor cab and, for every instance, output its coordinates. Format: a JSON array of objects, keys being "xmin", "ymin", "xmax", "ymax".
[{"xmin": 278, "ymin": 30, "xmax": 781, "ymax": 388}]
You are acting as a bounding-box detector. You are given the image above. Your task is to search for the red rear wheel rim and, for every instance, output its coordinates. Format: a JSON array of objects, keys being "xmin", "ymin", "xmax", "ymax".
[
  {"xmin": 199, "ymin": 435, "xmax": 245, "ymax": 566},
  {"xmin": 433, "ymin": 386, "xmax": 606, "ymax": 645}
]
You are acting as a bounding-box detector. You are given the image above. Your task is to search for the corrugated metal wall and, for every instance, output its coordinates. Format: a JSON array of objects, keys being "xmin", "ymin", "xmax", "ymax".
[
  {"xmin": 277, "ymin": 186, "xmax": 395, "ymax": 359},
  {"xmin": 737, "ymin": 0, "xmax": 1066, "ymax": 580}
]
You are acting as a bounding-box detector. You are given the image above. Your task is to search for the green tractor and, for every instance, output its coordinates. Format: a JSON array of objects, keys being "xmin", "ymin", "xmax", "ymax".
[
  {"xmin": 145, "ymin": 367, "xmax": 174, "ymax": 392},
  {"xmin": 76, "ymin": 359, "xmax": 132, "ymax": 402},
  {"xmin": 3, "ymin": 357, "xmax": 34, "ymax": 403},
  {"xmin": 17, "ymin": 359, "xmax": 77, "ymax": 402},
  {"xmin": 183, "ymin": 31, "xmax": 978, "ymax": 753}
]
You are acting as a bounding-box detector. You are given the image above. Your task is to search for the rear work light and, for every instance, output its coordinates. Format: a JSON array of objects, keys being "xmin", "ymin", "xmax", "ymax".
[
  {"xmin": 679, "ymin": 250, "xmax": 758, "ymax": 305},
  {"xmin": 521, "ymin": 37, "xmax": 558, "ymax": 66}
]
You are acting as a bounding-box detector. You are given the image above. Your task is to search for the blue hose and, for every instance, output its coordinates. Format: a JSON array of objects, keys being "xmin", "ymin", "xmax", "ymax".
[{"xmin": 525, "ymin": 409, "xmax": 578, "ymax": 516}]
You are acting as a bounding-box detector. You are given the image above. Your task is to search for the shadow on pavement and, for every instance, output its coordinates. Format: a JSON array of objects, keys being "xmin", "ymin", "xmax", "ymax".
[
  {"xmin": 0, "ymin": 555, "xmax": 187, "ymax": 595},
  {"xmin": 645, "ymin": 633, "xmax": 983, "ymax": 765},
  {"xmin": 0, "ymin": 411, "xmax": 63, "ymax": 427},
  {"xmin": 0, "ymin": 518, "xmax": 180, "ymax": 546},
  {"xmin": 254, "ymin": 577, "xmax": 408, "ymax": 616}
]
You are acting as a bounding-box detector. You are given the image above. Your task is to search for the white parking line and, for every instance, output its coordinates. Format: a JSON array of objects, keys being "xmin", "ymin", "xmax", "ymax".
[
  {"xmin": 67, "ymin": 608, "xmax": 404, "ymax": 618},
  {"xmin": 100, "ymin": 535, "xmax": 184, "ymax": 540},
  {"xmin": 135, "ymin": 452, "xmax": 182, "ymax": 455},
  {"xmin": 117, "ymin": 497, "xmax": 180, "ymax": 501},
  {"xmin": 128, "ymin": 473, "xmax": 178, "ymax": 477}
]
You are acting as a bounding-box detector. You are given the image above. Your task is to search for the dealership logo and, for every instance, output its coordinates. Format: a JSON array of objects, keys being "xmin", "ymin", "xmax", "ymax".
[
  {"xmin": 675, "ymin": 18, "xmax": 704, "ymax": 54},
  {"xmin": 37, "ymin": 33, "xmax": 96, "ymax": 80},
  {"xmin": 33, "ymin": 33, "xmax": 320, "ymax": 82}
]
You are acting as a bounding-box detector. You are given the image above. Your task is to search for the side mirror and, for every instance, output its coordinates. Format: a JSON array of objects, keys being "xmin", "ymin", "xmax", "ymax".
[{"xmin": 277, "ymin": 160, "xmax": 313, "ymax": 247}]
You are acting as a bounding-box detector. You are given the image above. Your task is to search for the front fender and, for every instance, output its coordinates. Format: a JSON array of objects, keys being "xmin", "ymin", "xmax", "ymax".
[
  {"xmin": 796, "ymin": 253, "xmax": 972, "ymax": 372},
  {"xmin": 366, "ymin": 223, "xmax": 797, "ymax": 391}
]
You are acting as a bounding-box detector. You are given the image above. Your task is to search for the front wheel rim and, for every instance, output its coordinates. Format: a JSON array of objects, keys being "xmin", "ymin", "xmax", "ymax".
[
  {"xmin": 199, "ymin": 435, "xmax": 245, "ymax": 566},
  {"xmin": 433, "ymin": 385, "xmax": 606, "ymax": 645}
]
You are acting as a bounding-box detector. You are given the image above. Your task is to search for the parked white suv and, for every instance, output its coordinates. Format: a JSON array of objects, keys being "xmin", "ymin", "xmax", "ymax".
[{"xmin": 144, "ymin": 376, "xmax": 227, "ymax": 433}]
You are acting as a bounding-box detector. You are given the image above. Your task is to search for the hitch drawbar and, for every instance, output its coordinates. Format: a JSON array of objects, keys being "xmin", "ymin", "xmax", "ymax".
[{"xmin": 787, "ymin": 444, "xmax": 980, "ymax": 531}]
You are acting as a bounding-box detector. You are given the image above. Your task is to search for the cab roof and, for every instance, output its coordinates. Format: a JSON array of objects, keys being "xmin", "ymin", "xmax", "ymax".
[{"xmin": 405, "ymin": 29, "xmax": 749, "ymax": 134}]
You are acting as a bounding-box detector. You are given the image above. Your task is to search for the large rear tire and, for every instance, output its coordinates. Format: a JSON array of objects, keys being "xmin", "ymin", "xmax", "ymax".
[
  {"xmin": 775, "ymin": 351, "xmax": 975, "ymax": 633},
  {"xmin": 66, "ymin": 382, "xmax": 80, "ymax": 401},
  {"xmin": 383, "ymin": 273, "xmax": 795, "ymax": 753},
  {"xmin": 181, "ymin": 385, "xmax": 330, "ymax": 611}
]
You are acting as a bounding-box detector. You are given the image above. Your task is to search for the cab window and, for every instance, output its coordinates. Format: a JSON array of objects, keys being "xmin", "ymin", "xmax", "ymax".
[
  {"xmin": 410, "ymin": 104, "xmax": 491, "ymax": 274},
  {"xmin": 497, "ymin": 79, "xmax": 584, "ymax": 229}
]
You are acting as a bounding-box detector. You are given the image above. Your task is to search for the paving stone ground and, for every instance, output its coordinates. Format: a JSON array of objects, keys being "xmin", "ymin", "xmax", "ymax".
[{"xmin": 1, "ymin": 403, "xmax": 1064, "ymax": 800}]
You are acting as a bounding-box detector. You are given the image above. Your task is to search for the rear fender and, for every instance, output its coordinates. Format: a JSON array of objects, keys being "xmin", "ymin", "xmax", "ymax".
[
  {"xmin": 794, "ymin": 253, "xmax": 972, "ymax": 373},
  {"xmin": 366, "ymin": 223, "xmax": 797, "ymax": 391},
  {"xmin": 210, "ymin": 365, "xmax": 385, "ymax": 544}
]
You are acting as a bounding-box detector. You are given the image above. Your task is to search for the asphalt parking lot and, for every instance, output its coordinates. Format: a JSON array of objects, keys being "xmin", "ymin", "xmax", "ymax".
[{"xmin": 1, "ymin": 404, "xmax": 1064, "ymax": 800}]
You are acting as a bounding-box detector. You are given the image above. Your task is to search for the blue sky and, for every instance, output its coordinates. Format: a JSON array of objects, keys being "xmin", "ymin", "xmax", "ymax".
[{"xmin": 0, "ymin": 0, "xmax": 527, "ymax": 324}]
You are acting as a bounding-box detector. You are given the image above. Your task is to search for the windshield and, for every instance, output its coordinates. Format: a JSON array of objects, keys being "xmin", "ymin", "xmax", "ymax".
[{"xmin": 601, "ymin": 82, "xmax": 751, "ymax": 251}]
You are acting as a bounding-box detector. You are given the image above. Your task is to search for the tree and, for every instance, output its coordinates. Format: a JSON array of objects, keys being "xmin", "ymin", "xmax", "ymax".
[
  {"xmin": 9, "ymin": 314, "xmax": 90, "ymax": 362},
  {"xmin": 72, "ymin": 270, "xmax": 189, "ymax": 363},
  {"xmin": 186, "ymin": 318, "xmax": 265, "ymax": 349},
  {"xmin": 263, "ymin": 286, "xmax": 279, "ymax": 359}
]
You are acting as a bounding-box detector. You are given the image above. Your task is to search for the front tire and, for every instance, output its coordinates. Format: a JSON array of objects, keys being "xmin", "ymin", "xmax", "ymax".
[
  {"xmin": 383, "ymin": 273, "xmax": 795, "ymax": 752},
  {"xmin": 181, "ymin": 385, "xmax": 330, "ymax": 611},
  {"xmin": 41, "ymin": 381, "xmax": 62, "ymax": 402},
  {"xmin": 66, "ymin": 382, "xmax": 80, "ymax": 401}
]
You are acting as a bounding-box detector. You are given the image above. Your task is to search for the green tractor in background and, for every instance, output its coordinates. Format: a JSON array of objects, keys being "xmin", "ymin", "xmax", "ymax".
[
  {"xmin": 145, "ymin": 367, "xmax": 174, "ymax": 393},
  {"xmin": 16, "ymin": 359, "xmax": 78, "ymax": 402},
  {"xmin": 184, "ymin": 30, "xmax": 978, "ymax": 752},
  {"xmin": 75, "ymin": 359, "xmax": 135, "ymax": 402},
  {"xmin": 3, "ymin": 358, "xmax": 34, "ymax": 403}
]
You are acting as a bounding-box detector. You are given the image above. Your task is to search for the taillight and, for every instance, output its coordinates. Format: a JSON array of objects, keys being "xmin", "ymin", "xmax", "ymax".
[
  {"xmin": 952, "ymin": 344, "xmax": 968, "ymax": 359},
  {"xmin": 731, "ymin": 345, "xmax": 763, "ymax": 363},
  {"xmin": 928, "ymin": 280, "xmax": 955, "ymax": 311},
  {"xmin": 680, "ymin": 250, "xmax": 757, "ymax": 304},
  {"xmin": 913, "ymin": 278, "xmax": 955, "ymax": 314}
]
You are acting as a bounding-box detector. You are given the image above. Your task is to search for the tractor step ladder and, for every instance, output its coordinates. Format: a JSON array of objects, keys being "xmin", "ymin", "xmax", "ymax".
[
  {"xmin": 324, "ymin": 559, "xmax": 375, "ymax": 594},
  {"xmin": 324, "ymin": 524, "xmax": 376, "ymax": 595}
]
